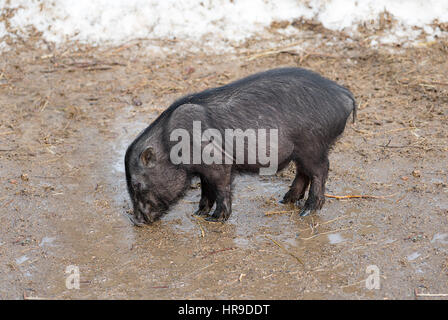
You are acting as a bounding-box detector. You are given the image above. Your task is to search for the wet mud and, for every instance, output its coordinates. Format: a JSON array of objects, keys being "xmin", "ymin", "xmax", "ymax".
[{"xmin": 0, "ymin": 36, "xmax": 447, "ymax": 299}]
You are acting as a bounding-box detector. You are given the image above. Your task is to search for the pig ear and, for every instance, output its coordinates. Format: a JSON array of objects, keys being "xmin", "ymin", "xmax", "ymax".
[{"xmin": 140, "ymin": 147, "xmax": 156, "ymax": 167}]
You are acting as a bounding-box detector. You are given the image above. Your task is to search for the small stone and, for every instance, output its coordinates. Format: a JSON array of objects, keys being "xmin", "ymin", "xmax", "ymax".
[{"xmin": 132, "ymin": 97, "xmax": 142, "ymax": 106}]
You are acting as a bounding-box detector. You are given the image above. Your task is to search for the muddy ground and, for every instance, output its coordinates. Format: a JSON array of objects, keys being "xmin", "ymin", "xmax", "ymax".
[{"xmin": 0, "ymin": 32, "xmax": 447, "ymax": 299}]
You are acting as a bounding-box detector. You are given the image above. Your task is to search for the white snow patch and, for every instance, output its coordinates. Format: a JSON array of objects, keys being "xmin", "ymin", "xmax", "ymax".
[{"xmin": 0, "ymin": 0, "xmax": 447, "ymax": 50}]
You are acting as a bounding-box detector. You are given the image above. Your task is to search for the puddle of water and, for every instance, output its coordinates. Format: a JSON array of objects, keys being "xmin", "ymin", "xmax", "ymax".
[
  {"xmin": 407, "ymin": 252, "xmax": 420, "ymax": 261},
  {"xmin": 233, "ymin": 237, "xmax": 250, "ymax": 247},
  {"xmin": 16, "ymin": 255, "xmax": 29, "ymax": 265},
  {"xmin": 283, "ymin": 236, "xmax": 300, "ymax": 247},
  {"xmin": 111, "ymin": 107, "xmax": 149, "ymax": 176},
  {"xmin": 39, "ymin": 236, "xmax": 56, "ymax": 247},
  {"xmin": 111, "ymin": 109, "xmax": 293, "ymax": 245},
  {"xmin": 231, "ymin": 175, "xmax": 286, "ymax": 239},
  {"xmin": 328, "ymin": 233, "xmax": 345, "ymax": 244},
  {"xmin": 431, "ymin": 233, "xmax": 448, "ymax": 244},
  {"xmin": 160, "ymin": 173, "xmax": 290, "ymax": 241}
]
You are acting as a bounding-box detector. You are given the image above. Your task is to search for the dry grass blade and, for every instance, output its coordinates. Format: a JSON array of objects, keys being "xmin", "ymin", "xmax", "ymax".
[
  {"xmin": 355, "ymin": 127, "xmax": 416, "ymax": 137},
  {"xmin": 319, "ymin": 214, "xmax": 350, "ymax": 226},
  {"xmin": 201, "ymin": 247, "xmax": 236, "ymax": 259},
  {"xmin": 247, "ymin": 41, "xmax": 304, "ymax": 61},
  {"xmin": 265, "ymin": 235, "xmax": 304, "ymax": 266},
  {"xmin": 265, "ymin": 209, "xmax": 297, "ymax": 216},
  {"xmin": 298, "ymin": 227, "xmax": 353, "ymax": 241},
  {"xmin": 192, "ymin": 215, "xmax": 205, "ymax": 238}
]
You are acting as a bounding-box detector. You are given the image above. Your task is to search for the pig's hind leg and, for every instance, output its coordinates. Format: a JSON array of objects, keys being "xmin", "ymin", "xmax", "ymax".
[
  {"xmin": 298, "ymin": 155, "xmax": 329, "ymax": 217},
  {"xmin": 194, "ymin": 176, "xmax": 216, "ymax": 216},
  {"xmin": 280, "ymin": 163, "xmax": 309, "ymax": 206}
]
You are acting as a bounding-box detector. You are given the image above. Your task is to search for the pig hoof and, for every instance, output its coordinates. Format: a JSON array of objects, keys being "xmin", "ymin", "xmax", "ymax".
[
  {"xmin": 280, "ymin": 192, "xmax": 295, "ymax": 204},
  {"xmin": 204, "ymin": 216, "xmax": 222, "ymax": 222},
  {"xmin": 194, "ymin": 208, "xmax": 210, "ymax": 216},
  {"xmin": 295, "ymin": 199, "xmax": 306, "ymax": 207},
  {"xmin": 299, "ymin": 208, "xmax": 313, "ymax": 217},
  {"xmin": 205, "ymin": 210, "xmax": 230, "ymax": 222},
  {"xmin": 280, "ymin": 198, "xmax": 297, "ymax": 205}
]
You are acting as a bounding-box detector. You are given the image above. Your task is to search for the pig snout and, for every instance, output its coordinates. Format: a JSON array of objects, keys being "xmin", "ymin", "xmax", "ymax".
[
  {"xmin": 129, "ymin": 200, "xmax": 165, "ymax": 226},
  {"xmin": 128, "ymin": 201, "xmax": 151, "ymax": 226},
  {"xmin": 128, "ymin": 213, "xmax": 146, "ymax": 227}
]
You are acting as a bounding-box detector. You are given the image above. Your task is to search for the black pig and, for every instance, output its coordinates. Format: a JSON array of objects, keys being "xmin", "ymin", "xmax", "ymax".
[{"xmin": 125, "ymin": 67, "xmax": 356, "ymax": 225}]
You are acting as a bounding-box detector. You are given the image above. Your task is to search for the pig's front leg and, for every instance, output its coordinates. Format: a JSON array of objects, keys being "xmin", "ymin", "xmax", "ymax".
[
  {"xmin": 194, "ymin": 176, "xmax": 216, "ymax": 216},
  {"xmin": 203, "ymin": 167, "xmax": 232, "ymax": 222}
]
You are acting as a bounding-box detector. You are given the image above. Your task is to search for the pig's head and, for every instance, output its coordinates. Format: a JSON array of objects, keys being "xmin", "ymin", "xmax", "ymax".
[{"xmin": 124, "ymin": 136, "xmax": 188, "ymax": 226}]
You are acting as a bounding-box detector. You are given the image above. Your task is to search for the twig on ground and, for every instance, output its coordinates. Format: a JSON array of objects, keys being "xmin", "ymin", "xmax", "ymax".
[
  {"xmin": 247, "ymin": 41, "xmax": 304, "ymax": 61},
  {"xmin": 265, "ymin": 235, "xmax": 304, "ymax": 266},
  {"xmin": 265, "ymin": 209, "xmax": 297, "ymax": 216},
  {"xmin": 324, "ymin": 193, "xmax": 397, "ymax": 200},
  {"xmin": 265, "ymin": 194, "xmax": 396, "ymax": 215},
  {"xmin": 192, "ymin": 215, "xmax": 205, "ymax": 238},
  {"xmin": 298, "ymin": 227, "xmax": 353, "ymax": 241},
  {"xmin": 354, "ymin": 127, "xmax": 416, "ymax": 137},
  {"xmin": 379, "ymin": 139, "xmax": 425, "ymax": 148},
  {"xmin": 201, "ymin": 247, "xmax": 236, "ymax": 259}
]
